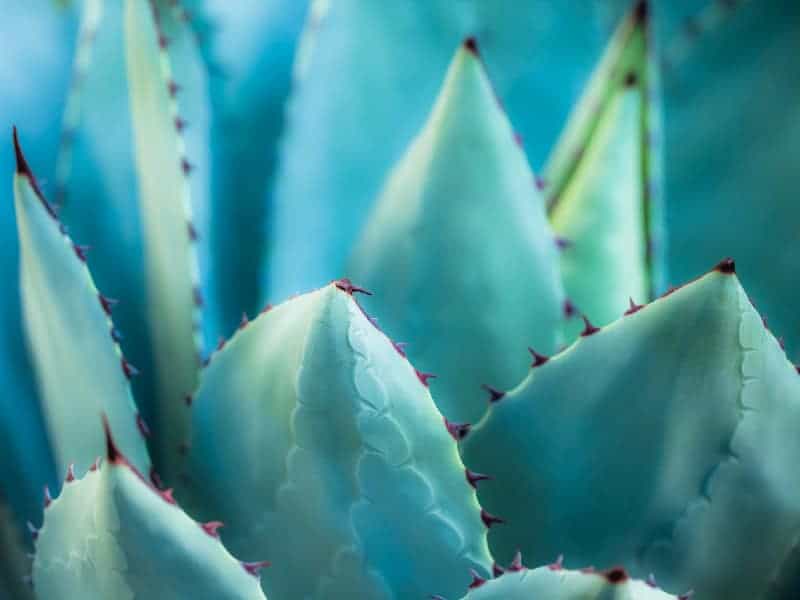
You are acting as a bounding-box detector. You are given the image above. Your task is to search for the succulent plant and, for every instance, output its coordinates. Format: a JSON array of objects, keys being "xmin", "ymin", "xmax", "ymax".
[{"xmin": 2, "ymin": 1, "xmax": 799, "ymax": 599}]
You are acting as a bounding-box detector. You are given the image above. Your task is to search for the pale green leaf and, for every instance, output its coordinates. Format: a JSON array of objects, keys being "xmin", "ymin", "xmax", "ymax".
[
  {"xmin": 14, "ymin": 131, "xmax": 150, "ymax": 480},
  {"xmin": 187, "ymin": 283, "xmax": 491, "ymax": 599},
  {"xmin": 124, "ymin": 0, "xmax": 201, "ymax": 481},
  {"xmin": 545, "ymin": 2, "xmax": 664, "ymax": 334},
  {"xmin": 348, "ymin": 43, "xmax": 565, "ymax": 424},
  {"xmin": 32, "ymin": 427, "xmax": 267, "ymax": 600},
  {"xmin": 463, "ymin": 262, "xmax": 800, "ymax": 598}
]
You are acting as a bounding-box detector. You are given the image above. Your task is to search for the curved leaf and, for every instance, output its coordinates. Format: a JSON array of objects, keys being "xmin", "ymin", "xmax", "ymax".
[
  {"xmin": 187, "ymin": 282, "xmax": 491, "ymax": 599},
  {"xmin": 348, "ymin": 43, "xmax": 564, "ymax": 424},
  {"xmin": 462, "ymin": 261, "xmax": 800, "ymax": 598},
  {"xmin": 13, "ymin": 130, "xmax": 150, "ymax": 480},
  {"xmin": 32, "ymin": 423, "xmax": 267, "ymax": 599}
]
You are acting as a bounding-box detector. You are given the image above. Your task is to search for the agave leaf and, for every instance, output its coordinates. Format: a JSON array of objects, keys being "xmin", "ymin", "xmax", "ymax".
[
  {"xmin": 124, "ymin": 0, "xmax": 202, "ymax": 481},
  {"xmin": 55, "ymin": 0, "xmax": 209, "ymax": 482},
  {"xmin": 546, "ymin": 2, "xmax": 664, "ymax": 336},
  {"xmin": 462, "ymin": 260, "xmax": 800, "ymax": 598},
  {"xmin": 348, "ymin": 43, "xmax": 565, "ymax": 424},
  {"xmin": 13, "ymin": 130, "xmax": 150, "ymax": 480},
  {"xmin": 458, "ymin": 564, "xmax": 676, "ymax": 599},
  {"xmin": 187, "ymin": 283, "xmax": 491, "ymax": 599},
  {"xmin": 32, "ymin": 423, "xmax": 267, "ymax": 600},
  {"xmin": 266, "ymin": 1, "xmax": 630, "ymax": 300},
  {"xmin": 0, "ymin": 497, "xmax": 34, "ymax": 600}
]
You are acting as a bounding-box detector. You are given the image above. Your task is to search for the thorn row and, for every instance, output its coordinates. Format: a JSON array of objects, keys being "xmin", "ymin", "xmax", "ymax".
[
  {"xmin": 528, "ymin": 347, "xmax": 549, "ymax": 368},
  {"xmin": 465, "ymin": 469, "xmax": 491, "ymax": 488},
  {"xmin": 481, "ymin": 383, "xmax": 505, "ymax": 403},
  {"xmin": 480, "ymin": 508, "xmax": 505, "ymax": 528}
]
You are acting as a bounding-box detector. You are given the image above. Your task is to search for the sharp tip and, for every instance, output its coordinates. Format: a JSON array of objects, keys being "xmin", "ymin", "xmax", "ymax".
[
  {"xmin": 12, "ymin": 126, "xmax": 28, "ymax": 175},
  {"xmin": 634, "ymin": 0, "xmax": 649, "ymax": 23},
  {"xmin": 101, "ymin": 414, "xmax": 123, "ymax": 464},
  {"xmin": 463, "ymin": 36, "xmax": 479, "ymax": 55},
  {"xmin": 714, "ymin": 257, "xmax": 736, "ymax": 274},
  {"xmin": 580, "ymin": 315, "xmax": 600, "ymax": 337}
]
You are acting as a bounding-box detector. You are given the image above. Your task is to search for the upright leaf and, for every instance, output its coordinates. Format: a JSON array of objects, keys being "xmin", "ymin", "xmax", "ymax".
[
  {"xmin": 348, "ymin": 42, "xmax": 564, "ymax": 424},
  {"xmin": 462, "ymin": 261, "xmax": 800, "ymax": 599},
  {"xmin": 187, "ymin": 283, "xmax": 491, "ymax": 599},
  {"xmin": 124, "ymin": 0, "xmax": 201, "ymax": 481},
  {"xmin": 32, "ymin": 423, "xmax": 267, "ymax": 599},
  {"xmin": 266, "ymin": 1, "xmax": 630, "ymax": 300},
  {"xmin": 545, "ymin": 1, "xmax": 664, "ymax": 334},
  {"xmin": 13, "ymin": 130, "xmax": 150, "ymax": 479}
]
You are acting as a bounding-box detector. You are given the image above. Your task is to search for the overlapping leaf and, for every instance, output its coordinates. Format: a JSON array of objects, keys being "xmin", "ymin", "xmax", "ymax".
[
  {"xmin": 348, "ymin": 43, "xmax": 564, "ymax": 424},
  {"xmin": 14, "ymin": 130, "xmax": 150, "ymax": 479},
  {"xmin": 188, "ymin": 283, "xmax": 491, "ymax": 599},
  {"xmin": 463, "ymin": 262, "xmax": 800, "ymax": 598},
  {"xmin": 32, "ymin": 424, "xmax": 267, "ymax": 600}
]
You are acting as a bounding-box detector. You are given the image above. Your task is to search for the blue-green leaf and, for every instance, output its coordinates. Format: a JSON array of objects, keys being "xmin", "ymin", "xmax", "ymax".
[
  {"xmin": 13, "ymin": 130, "xmax": 150, "ymax": 480},
  {"xmin": 32, "ymin": 423, "xmax": 267, "ymax": 600},
  {"xmin": 463, "ymin": 261, "xmax": 800, "ymax": 598},
  {"xmin": 266, "ymin": 1, "xmax": 628, "ymax": 300},
  {"xmin": 348, "ymin": 42, "xmax": 564, "ymax": 424},
  {"xmin": 124, "ymin": 0, "xmax": 202, "ymax": 480},
  {"xmin": 187, "ymin": 282, "xmax": 491, "ymax": 599},
  {"xmin": 546, "ymin": 2, "xmax": 664, "ymax": 335}
]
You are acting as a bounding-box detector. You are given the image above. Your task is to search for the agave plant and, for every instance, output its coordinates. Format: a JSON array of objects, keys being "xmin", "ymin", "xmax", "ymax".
[{"xmin": 2, "ymin": 1, "xmax": 800, "ymax": 599}]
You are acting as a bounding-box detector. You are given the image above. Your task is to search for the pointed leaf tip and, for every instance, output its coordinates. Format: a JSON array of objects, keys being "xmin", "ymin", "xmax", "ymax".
[
  {"xmin": 714, "ymin": 257, "xmax": 736, "ymax": 274},
  {"xmin": 12, "ymin": 126, "xmax": 28, "ymax": 176},
  {"xmin": 12, "ymin": 126, "xmax": 55, "ymax": 218},
  {"xmin": 634, "ymin": 0, "xmax": 649, "ymax": 23},
  {"xmin": 604, "ymin": 566, "xmax": 629, "ymax": 584},
  {"xmin": 463, "ymin": 36, "xmax": 479, "ymax": 55},
  {"xmin": 334, "ymin": 278, "xmax": 372, "ymax": 296}
]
